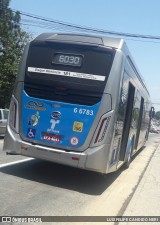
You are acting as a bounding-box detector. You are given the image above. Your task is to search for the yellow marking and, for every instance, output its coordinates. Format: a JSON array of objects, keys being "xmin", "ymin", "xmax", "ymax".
[{"xmin": 73, "ymin": 122, "xmax": 83, "ymax": 133}]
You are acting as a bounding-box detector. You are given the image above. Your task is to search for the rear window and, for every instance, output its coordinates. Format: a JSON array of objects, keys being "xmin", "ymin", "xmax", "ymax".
[{"xmin": 24, "ymin": 42, "xmax": 115, "ymax": 105}]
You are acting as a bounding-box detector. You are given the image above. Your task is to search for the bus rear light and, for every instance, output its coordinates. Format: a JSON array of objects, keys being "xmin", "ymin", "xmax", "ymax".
[
  {"xmin": 13, "ymin": 102, "xmax": 17, "ymax": 129},
  {"xmin": 72, "ymin": 157, "xmax": 79, "ymax": 161},
  {"xmin": 94, "ymin": 116, "xmax": 111, "ymax": 144},
  {"xmin": 9, "ymin": 97, "xmax": 19, "ymax": 133}
]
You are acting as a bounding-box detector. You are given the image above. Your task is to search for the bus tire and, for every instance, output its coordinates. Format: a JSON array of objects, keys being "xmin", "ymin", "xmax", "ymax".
[
  {"xmin": 124, "ymin": 140, "xmax": 133, "ymax": 169},
  {"xmin": 143, "ymin": 131, "xmax": 148, "ymax": 146}
]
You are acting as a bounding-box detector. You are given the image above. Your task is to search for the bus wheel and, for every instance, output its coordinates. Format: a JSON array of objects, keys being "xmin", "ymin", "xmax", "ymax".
[
  {"xmin": 124, "ymin": 140, "xmax": 133, "ymax": 169},
  {"xmin": 143, "ymin": 131, "xmax": 148, "ymax": 146}
]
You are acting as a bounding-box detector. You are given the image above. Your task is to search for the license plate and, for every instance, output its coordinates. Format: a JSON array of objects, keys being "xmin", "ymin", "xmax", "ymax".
[{"xmin": 43, "ymin": 133, "xmax": 61, "ymax": 142}]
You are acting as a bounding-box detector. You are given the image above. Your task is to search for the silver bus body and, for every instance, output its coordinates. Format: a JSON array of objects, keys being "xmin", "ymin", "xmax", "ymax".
[{"xmin": 3, "ymin": 33, "xmax": 151, "ymax": 174}]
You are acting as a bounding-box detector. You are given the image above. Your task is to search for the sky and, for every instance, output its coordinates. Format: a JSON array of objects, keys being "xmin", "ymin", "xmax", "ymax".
[{"xmin": 10, "ymin": 0, "xmax": 160, "ymax": 111}]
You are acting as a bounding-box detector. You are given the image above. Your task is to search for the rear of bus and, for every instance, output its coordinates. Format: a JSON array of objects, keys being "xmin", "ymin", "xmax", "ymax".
[{"xmin": 4, "ymin": 33, "xmax": 121, "ymax": 173}]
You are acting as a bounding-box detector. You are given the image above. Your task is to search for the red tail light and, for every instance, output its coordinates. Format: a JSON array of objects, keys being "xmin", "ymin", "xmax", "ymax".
[
  {"xmin": 94, "ymin": 116, "xmax": 111, "ymax": 144},
  {"xmin": 13, "ymin": 103, "xmax": 17, "ymax": 129},
  {"xmin": 9, "ymin": 97, "xmax": 19, "ymax": 133}
]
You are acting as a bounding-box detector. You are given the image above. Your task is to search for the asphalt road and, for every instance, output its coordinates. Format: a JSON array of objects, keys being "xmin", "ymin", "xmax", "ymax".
[{"xmin": 0, "ymin": 134, "xmax": 160, "ymax": 224}]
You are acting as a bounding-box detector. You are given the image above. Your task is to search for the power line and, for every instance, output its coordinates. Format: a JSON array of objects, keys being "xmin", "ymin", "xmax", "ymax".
[
  {"xmin": 21, "ymin": 21, "xmax": 160, "ymax": 44},
  {"xmin": 4, "ymin": 7, "xmax": 160, "ymax": 41},
  {"xmin": 20, "ymin": 19, "xmax": 160, "ymax": 44}
]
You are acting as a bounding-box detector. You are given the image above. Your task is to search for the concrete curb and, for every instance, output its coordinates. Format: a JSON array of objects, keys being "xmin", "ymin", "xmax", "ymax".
[{"xmin": 121, "ymin": 143, "xmax": 160, "ymax": 224}]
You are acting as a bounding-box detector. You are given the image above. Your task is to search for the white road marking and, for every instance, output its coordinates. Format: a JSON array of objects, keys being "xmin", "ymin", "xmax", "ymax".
[{"xmin": 0, "ymin": 158, "xmax": 34, "ymax": 168}]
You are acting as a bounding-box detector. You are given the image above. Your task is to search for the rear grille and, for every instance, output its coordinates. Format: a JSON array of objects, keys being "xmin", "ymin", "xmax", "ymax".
[{"xmin": 24, "ymin": 83, "xmax": 101, "ymax": 106}]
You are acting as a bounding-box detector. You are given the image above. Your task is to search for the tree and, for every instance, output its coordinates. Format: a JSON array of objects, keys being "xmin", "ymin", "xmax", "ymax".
[{"xmin": 0, "ymin": 0, "xmax": 30, "ymax": 108}]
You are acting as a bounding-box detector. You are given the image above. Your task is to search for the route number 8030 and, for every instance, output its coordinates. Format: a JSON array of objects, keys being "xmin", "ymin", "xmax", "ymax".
[{"xmin": 74, "ymin": 108, "xmax": 94, "ymax": 116}]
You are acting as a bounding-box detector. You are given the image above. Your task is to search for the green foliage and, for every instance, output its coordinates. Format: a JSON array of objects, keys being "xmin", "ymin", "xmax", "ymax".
[
  {"xmin": 0, "ymin": 0, "xmax": 30, "ymax": 108},
  {"xmin": 155, "ymin": 111, "xmax": 160, "ymax": 120}
]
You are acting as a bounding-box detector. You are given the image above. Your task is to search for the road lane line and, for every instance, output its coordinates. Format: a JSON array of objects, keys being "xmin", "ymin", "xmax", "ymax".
[{"xmin": 0, "ymin": 158, "xmax": 34, "ymax": 168}]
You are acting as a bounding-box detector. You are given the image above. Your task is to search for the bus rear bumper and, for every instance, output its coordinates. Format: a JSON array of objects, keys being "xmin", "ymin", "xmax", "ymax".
[{"xmin": 3, "ymin": 126, "xmax": 109, "ymax": 173}]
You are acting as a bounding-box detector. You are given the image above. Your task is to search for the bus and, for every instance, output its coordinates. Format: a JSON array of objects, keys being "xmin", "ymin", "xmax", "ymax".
[{"xmin": 3, "ymin": 33, "xmax": 153, "ymax": 174}]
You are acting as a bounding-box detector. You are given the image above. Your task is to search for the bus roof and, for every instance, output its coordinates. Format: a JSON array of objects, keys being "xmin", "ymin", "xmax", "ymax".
[{"xmin": 33, "ymin": 33, "xmax": 124, "ymax": 49}]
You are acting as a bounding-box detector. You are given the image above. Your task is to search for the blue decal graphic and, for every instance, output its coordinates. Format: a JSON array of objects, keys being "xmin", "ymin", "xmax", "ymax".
[
  {"xmin": 25, "ymin": 100, "xmax": 46, "ymax": 111},
  {"xmin": 51, "ymin": 111, "xmax": 61, "ymax": 119},
  {"xmin": 47, "ymin": 119, "xmax": 60, "ymax": 133},
  {"xmin": 27, "ymin": 128, "xmax": 36, "ymax": 138},
  {"xmin": 22, "ymin": 90, "xmax": 101, "ymax": 148},
  {"xmin": 28, "ymin": 111, "xmax": 40, "ymax": 126}
]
